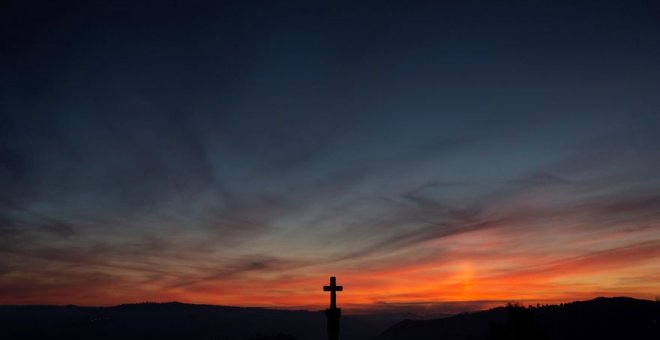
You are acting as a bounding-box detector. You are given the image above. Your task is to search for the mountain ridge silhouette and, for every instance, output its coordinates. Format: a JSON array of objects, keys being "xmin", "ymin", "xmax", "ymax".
[
  {"xmin": 373, "ymin": 296, "xmax": 659, "ymax": 340},
  {"xmin": 2, "ymin": 297, "xmax": 658, "ymax": 339}
]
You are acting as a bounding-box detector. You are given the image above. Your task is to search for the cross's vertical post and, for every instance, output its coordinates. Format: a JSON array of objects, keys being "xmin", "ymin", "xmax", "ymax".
[{"xmin": 323, "ymin": 276, "xmax": 343, "ymax": 340}]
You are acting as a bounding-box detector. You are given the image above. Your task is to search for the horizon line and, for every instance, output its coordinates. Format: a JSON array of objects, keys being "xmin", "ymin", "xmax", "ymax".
[{"xmin": 1, "ymin": 295, "xmax": 655, "ymax": 316}]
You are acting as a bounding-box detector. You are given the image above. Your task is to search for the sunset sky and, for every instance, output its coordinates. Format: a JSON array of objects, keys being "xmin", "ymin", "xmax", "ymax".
[{"xmin": 1, "ymin": 1, "xmax": 659, "ymax": 314}]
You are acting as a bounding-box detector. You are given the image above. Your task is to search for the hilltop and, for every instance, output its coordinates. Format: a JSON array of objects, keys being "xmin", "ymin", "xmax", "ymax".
[{"xmin": 374, "ymin": 297, "xmax": 659, "ymax": 340}]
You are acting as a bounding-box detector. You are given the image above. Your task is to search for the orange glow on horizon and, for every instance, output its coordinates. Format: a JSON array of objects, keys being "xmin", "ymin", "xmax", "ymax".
[{"xmin": 2, "ymin": 222, "xmax": 658, "ymax": 314}]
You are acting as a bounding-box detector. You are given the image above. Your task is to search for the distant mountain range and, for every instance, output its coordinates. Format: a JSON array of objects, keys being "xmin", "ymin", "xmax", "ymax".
[
  {"xmin": 1, "ymin": 297, "xmax": 657, "ymax": 340},
  {"xmin": 374, "ymin": 297, "xmax": 659, "ymax": 340}
]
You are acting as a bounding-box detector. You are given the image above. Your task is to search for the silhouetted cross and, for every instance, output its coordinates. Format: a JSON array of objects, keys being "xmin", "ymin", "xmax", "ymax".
[{"xmin": 323, "ymin": 276, "xmax": 343, "ymax": 309}]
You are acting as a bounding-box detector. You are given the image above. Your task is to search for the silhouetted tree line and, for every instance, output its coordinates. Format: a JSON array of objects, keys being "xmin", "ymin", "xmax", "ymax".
[{"xmin": 488, "ymin": 303, "xmax": 548, "ymax": 340}]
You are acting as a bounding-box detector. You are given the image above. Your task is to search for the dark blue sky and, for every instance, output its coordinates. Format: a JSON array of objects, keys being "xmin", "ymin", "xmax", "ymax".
[{"xmin": 1, "ymin": 1, "xmax": 659, "ymax": 310}]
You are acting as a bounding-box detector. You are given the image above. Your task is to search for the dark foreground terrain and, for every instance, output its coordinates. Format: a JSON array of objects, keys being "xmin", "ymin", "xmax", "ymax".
[
  {"xmin": 375, "ymin": 297, "xmax": 659, "ymax": 340},
  {"xmin": 0, "ymin": 302, "xmax": 402, "ymax": 340},
  {"xmin": 1, "ymin": 297, "xmax": 658, "ymax": 340}
]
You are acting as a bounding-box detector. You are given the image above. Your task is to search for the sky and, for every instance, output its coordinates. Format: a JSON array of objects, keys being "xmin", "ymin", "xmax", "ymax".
[{"xmin": 1, "ymin": 0, "xmax": 660, "ymax": 314}]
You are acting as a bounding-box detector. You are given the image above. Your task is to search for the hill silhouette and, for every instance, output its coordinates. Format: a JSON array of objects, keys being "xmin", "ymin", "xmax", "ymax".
[
  {"xmin": 2, "ymin": 297, "xmax": 658, "ymax": 339},
  {"xmin": 0, "ymin": 302, "xmax": 402, "ymax": 340},
  {"xmin": 374, "ymin": 297, "xmax": 659, "ymax": 340}
]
